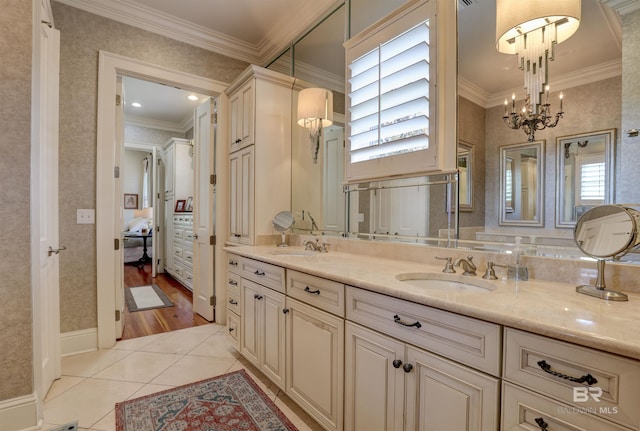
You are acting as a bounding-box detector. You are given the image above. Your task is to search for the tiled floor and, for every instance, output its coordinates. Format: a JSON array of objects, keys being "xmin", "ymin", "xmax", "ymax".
[{"xmin": 43, "ymin": 323, "xmax": 324, "ymax": 431}]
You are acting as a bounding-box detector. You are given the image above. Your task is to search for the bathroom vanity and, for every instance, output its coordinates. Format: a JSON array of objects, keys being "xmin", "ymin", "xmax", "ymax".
[{"xmin": 225, "ymin": 245, "xmax": 640, "ymax": 431}]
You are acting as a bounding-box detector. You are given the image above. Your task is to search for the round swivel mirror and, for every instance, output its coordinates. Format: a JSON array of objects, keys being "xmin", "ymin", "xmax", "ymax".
[
  {"xmin": 573, "ymin": 205, "xmax": 640, "ymax": 301},
  {"xmin": 272, "ymin": 211, "xmax": 294, "ymax": 247}
]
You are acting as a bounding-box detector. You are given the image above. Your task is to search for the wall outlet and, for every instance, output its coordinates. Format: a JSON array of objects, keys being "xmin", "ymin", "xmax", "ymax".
[{"xmin": 77, "ymin": 209, "xmax": 95, "ymax": 224}]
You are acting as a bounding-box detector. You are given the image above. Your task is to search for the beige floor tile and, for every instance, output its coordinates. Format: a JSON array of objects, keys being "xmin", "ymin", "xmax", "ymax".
[
  {"xmin": 61, "ymin": 349, "xmax": 133, "ymax": 378},
  {"xmin": 111, "ymin": 333, "xmax": 162, "ymax": 351},
  {"xmin": 137, "ymin": 331, "xmax": 212, "ymax": 355},
  {"xmin": 226, "ymin": 357, "xmax": 280, "ymax": 400},
  {"xmin": 173, "ymin": 322, "xmax": 224, "ymax": 335},
  {"xmin": 274, "ymin": 391, "xmax": 325, "ymax": 431},
  {"xmin": 149, "ymin": 354, "xmax": 236, "ymax": 386},
  {"xmin": 89, "ymin": 409, "xmax": 115, "ymax": 431},
  {"xmin": 43, "ymin": 378, "xmax": 143, "ymax": 429},
  {"xmin": 127, "ymin": 383, "xmax": 176, "ymax": 399},
  {"xmin": 92, "ymin": 351, "xmax": 182, "ymax": 383},
  {"xmin": 44, "ymin": 376, "xmax": 85, "ymax": 402},
  {"xmin": 187, "ymin": 332, "xmax": 241, "ymax": 358}
]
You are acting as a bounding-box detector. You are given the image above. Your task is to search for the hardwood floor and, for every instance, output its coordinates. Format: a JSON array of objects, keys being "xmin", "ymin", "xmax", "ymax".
[{"xmin": 121, "ymin": 263, "xmax": 209, "ymax": 340}]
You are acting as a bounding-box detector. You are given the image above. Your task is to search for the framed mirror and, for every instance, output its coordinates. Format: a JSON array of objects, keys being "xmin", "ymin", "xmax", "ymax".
[
  {"xmin": 556, "ymin": 129, "xmax": 615, "ymax": 228},
  {"xmin": 499, "ymin": 140, "xmax": 545, "ymax": 226},
  {"xmin": 457, "ymin": 141, "xmax": 473, "ymax": 211}
]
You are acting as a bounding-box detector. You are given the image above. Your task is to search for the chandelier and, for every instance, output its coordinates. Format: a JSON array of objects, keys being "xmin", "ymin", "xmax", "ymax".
[
  {"xmin": 496, "ymin": 0, "xmax": 581, "ymax": 140},
  {"xmin": 503, "ymin": 89, "xmax": 563, "ymax": 142}
]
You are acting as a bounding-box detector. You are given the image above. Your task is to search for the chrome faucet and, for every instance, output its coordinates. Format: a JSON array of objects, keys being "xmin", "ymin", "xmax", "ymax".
[
  {"xmin": 435, "ymin": 256, "xmax": 456, "ymax": 273},
  {"xmin": 454, "ymin": 256, "xmax": 477, "ymax": 276},
  {"xmin": 303, "ymin": 238, "xmax": 329, "ymax": 253}
]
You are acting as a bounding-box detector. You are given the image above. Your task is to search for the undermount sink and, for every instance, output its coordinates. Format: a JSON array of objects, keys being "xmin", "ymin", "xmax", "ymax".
[
  {"xmin": 270, "ymin": 249, "xmax": 317, "ymax": 256},
  {"xmin": 395, "ymin": 272, "xmax": 496, "ymax": 293}
]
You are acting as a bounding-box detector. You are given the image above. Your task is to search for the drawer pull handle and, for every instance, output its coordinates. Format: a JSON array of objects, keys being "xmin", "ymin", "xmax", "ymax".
[
  {"xmin": 254, "ymin": 270, "xmax": 266, "ymax": 276},
  {"xmin": 393, "ymin": 314, "xmax": 422, "ymax": 329},
  {"xmin": 254, "ymin": 294, "xmax": 263, "ymax": 300},
  {"xmin": 534, "ymin": 417, "xmax": 548, "ymax": 431},
  {"xmin": 229, "ymin": 260, "xmax": 238, "ymax": 266},
  {"xmin": 402, "ymin": 363, "xmax": 413, "ymax": 373},
  {"xmin": 304, "ymin": 286, "xmax": 321, "ymax": 295},
  {"xmin": 228, "ymin": 299, "xmax": 238, "ymax": 305},
  {"xmin": 392, "ymin": 359, "xmax": 403, "ymax": 369},
  {"xmin": 229, "ymin": 280, "xmax": 238, "ymax": 286},
  {"xmin": 537, "ymin": 360, "xmax": 598, "ymax": 385}
]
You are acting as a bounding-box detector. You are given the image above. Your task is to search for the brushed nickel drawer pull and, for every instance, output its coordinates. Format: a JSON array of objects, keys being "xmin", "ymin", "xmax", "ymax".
[
  {"xmin": 537, "ymin": 360, "xmax": 598, "ymax": 385},
  {"xmin": 304, "ymin": 286, "xmax": 321, "ymax": 295},
  {"xmin": 393, "ymin": 314, "xmax": 422, "ymax": 329}
]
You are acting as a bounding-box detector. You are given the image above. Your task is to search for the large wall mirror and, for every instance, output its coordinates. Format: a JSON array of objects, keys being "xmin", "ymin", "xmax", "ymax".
[
  {"xmin": 268, "ymin": 0, "xmax": 632, "ymax": 261},
  {"xmin": 556, "ymin": 129, "xmax": 615, "ymax": 228},
  {"xmin": 499, "ymin": 141, "xmax": 545, "ymax": 226}
]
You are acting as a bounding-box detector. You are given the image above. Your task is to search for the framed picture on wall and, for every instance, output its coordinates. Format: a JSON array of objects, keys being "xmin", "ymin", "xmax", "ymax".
[
  {"xmin": 185, "ymin": 197, "xmax": 193, "ymax": 212},
  {"xmin": 175, "ymin": 199, "xmax": 186, "ymax": 212},
  {"xmin": 124, "ymin": 193, "xmax": 138, "ymax": 209}
]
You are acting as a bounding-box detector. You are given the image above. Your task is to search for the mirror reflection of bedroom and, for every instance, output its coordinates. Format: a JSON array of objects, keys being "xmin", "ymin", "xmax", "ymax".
[{"xmin": 121, "ymin": 76, "xmax": 209, "ymax": 340}]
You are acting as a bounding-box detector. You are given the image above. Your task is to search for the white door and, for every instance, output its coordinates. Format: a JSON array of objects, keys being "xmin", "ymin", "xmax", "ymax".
[
  {"xmin": 33, "ymin": 21, "xmax": 61, "ymax": 397},
  {"xmin": 150, "ymin": 146, "xmax": 159, "ymax": 277},
  {"xmin": 114, "ymin": 77, "xmax": 125, "ymax": 339},
  {"xmin": 192, "ymin": 98, "xmax": 215, "ymax": 320}
]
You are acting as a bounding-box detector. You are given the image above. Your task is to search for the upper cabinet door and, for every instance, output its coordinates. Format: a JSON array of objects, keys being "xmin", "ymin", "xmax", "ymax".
[{"xmin": 229, "ymin": 80, "xmax": 254, "ymax": 152}]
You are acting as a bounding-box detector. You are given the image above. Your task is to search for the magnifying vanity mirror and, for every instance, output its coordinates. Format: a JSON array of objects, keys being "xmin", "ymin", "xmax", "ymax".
[
  {"xmin": 272, "ymin": 211, "xmax": 295, "ymax": 247},
  {"xmin": 574, "ymin": 205, "xmax": 640, "ymax": 301},
  {"xmin": 499, "ymin": 141, "xmax": 545, "ymax": 226},
  {"xmin": 556, "ymin": 129, "xmax": 615, "ymax": 228}
]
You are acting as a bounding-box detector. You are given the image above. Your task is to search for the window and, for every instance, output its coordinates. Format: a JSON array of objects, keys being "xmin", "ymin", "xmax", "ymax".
[
  {"xmin": 577, "ymin": 155, "xmax": 606, "ymax": 204},
  {"xmin": 344, "ymin": 0, "xmax": 457, "ymax": 183}
]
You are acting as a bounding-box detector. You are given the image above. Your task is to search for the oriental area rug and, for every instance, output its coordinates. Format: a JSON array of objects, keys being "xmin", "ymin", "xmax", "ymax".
[{"xmin": 115, "ymin": 369, "xmax": 299, "ymax": 431}]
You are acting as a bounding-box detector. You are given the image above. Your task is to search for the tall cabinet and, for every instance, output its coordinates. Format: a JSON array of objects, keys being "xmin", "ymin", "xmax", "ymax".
[
  {"xmin": 162, "ymin": 137, "xmax": 194, "ymax": 288},
  {"xmin": 225, "ymin": 66, "xmax": 294, "ymax": 245}
]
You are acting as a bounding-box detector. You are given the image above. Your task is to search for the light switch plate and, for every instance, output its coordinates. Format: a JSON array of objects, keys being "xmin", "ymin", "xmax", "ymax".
[{"xmin": 77, "ymin": 209, "xmax": 95, "ymax": 224}]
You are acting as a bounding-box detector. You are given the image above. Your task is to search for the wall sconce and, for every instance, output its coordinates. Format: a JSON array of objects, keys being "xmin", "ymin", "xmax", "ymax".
[
  {"xmin": 496, "ymin": 0, "xmax": 580, "ymax": 140},
  {"xmin": 297, "ymin": 87, "xmax": 333, "ymax": 164}
]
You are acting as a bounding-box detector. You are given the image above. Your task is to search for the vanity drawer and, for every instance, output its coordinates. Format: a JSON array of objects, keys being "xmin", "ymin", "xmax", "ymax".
[
  {"xmin": 227, "ymin": 254, "xmax": 242, "ymax": 275},
  {"xmin": 227, "ymin": 288, "xmax": 240, "ymax": 315},
  {"xmin": 287, "ymin": 270, "xmax": 344, "ymax": 317},
  {"xmin": 239, "ymin": 258, "xmax": 285, "ymax": 294},
  {"xmin": 503, "ymin": 328, "xmax": 640, "ymax": 430},
  {"xmin": 346, "ymin": 286, "xmax": 501, "ymax": 376},
  {"xmin": 183, "ymin": 249, "xmax": 193, "ymax": 266},
  {"xmin": 502, "ymin": 382, "xmax": 629, "ymax": 431}
]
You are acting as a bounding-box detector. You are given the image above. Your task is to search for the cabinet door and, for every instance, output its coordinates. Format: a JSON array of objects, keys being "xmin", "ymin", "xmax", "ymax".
[
  {"xmin": 240, "ymin": 278, "xmax": 260, "ymax": 366},
  {"xmin": 163, "ymin": 146, "xmax": 175, "ymax": 196},
  {"xmin": 286, "ymin": 298, "xmax": 344, "ymax": 431},
  {"xmin": 240, "ymin": 80, "xmax": 254, "ymax": 146},
  {"xmin": 345, "ymin": 322, "xmax": 404, "ymax": 431},
  {"xmin": 261, "ymin": 287, "xmax": 286, "ymax": 390},
  {"xmin": 405, "ymin": 346, "xmax": 500, "ymax": 431},
  {"xmin": 229, "ymin": 91, "xmax": 242, "ymax": 150},
  {"xmin": 228, "ymin": 146, "xmax": 254, "ymax": 244}
]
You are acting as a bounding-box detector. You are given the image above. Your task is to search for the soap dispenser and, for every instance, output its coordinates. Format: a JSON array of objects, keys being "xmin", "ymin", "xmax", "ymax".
[{"xmin": 508, "ymin": 236, "xmax": 528, "ymax": 281}]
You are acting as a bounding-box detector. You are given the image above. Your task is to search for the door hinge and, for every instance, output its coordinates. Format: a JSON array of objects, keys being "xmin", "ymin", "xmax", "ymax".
[
  {"xmin": 210, "ymin": 235, "xmax": 216, "ymax": 245},
  {"xmin": 210, "ymin": 296, "xmax": 216, "ymax": 307},
  {"xmin": 114, "ymin": 166, "xmax": 120, "ymax": 178},
  {"xmin": 114, "ymin": 238, "xmax": 120, "ymax": 250},
  {"xmin": 156, "ymin": 225, "xmax": 160, "ymax": 232},
  {"xmin": 212, "ymin": 113, "xmax": 217, "ymax": 124},
  {"xmin": 115, "ymin": 94, "xmax": 122, "ymax": 106},
  {"xmin": 210, "ymin": 174, "xmax": 216, "ymax": 185},
  {"xmin": 115, "ymin": 309, "xmax": 121, "ymax": 321}
]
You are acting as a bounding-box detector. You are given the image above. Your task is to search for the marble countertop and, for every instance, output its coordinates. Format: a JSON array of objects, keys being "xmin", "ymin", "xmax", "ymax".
[{"xmin": 225, "ymin": 245, "xmax": 640, "ymax": 361}]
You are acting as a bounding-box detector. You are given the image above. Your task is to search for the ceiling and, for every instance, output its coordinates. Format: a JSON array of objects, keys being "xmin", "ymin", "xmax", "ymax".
[{"xmin": 62, "ymin": 0, "xmax": 623, "ymax": 127}]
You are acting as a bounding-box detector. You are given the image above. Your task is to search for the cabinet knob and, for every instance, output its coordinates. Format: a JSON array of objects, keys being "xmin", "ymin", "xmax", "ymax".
[
  {"xmin": 534, "ymin": 417, "xmax": 548, "ymax": 431},
  {"xmin": 254, "ymin": 294, "xmax": 263, "ymax": 300},
  {"xmin": 402, "ymin": 363, "xmax": 413, "ymax": 373},
  {"xmin": 282, "ymin": 308, "xmax": 290, "ymax": 314},
  {"xmin": 392, "ymin": 359, "xmax": 403, "ymax": 369}
]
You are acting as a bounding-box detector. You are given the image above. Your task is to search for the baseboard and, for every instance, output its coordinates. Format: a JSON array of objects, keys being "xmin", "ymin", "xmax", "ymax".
[
  {"xmin": 60, "ymin": 328, "xmax": 98, "ymax": 357},
  {"xmin": 0, "ymin": 393, "xmax": 40, "ymax": 431}
]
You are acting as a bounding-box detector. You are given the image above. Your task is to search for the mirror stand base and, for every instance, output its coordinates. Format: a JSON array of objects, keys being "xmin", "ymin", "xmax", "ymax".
[{"xmin": 576, "ymin": 285, "xmax": 629, "ymax": 301}]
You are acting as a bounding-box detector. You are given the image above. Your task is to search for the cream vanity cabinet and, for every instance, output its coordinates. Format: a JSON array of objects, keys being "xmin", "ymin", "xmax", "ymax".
[
  {"xmin": 501, "ymin": 328, "xmax": 640, "ymax": 431},
  {"xmin": 232, "ymin": 254, "xmax": 287, "ymax": 390},
  {"xmin": 345, "ymin": 286, "xmax": 501, "ymax": 431},
  {"xmin": 225, "ymin": 257, "xmax": 241, "ymax": 350},
  {"xmin": 225, "ymin": 65, "xmax": 293, "ymax": 245},
  {"xmin": 284, "ymin": 270, "xmax": 345, "ymax": 431},
  {"xmin": 167, "ymin": 213, "xmax": 193, "ymax": 289}
]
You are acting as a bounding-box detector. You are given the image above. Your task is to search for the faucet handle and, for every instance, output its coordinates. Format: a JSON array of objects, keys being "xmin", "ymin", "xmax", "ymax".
[
  {"xmin": 435, "ymin": 256, "xmax": 456, "ymax": 273},
  {"xmin": 482, "ymin": 262, "xmax": 507, "ymax": 280}
]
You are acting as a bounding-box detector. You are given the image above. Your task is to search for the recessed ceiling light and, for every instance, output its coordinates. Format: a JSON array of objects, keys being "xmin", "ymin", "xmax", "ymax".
[
  {"xmin": 131, "ymin": 102, "xmax": 142, "ymax": 108},
  {"xmin": 187, "ymin": 95, "xmax": 199, "ymax": 101}
]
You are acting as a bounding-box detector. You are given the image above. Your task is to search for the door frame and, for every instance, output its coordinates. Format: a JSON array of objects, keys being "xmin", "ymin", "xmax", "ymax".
[{"xmin": 96, "ymin": 51, "xmax": 227, "ymax": 348}]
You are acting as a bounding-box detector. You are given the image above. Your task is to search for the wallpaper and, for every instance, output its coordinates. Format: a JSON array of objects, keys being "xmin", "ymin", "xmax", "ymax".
[
  {"xmin": 51, "ymin": 1, "xmax": 248, "ymax": 333},
  {"xmin": 0, "ymin": 0, "xmax": 33, "ymax": 401}
]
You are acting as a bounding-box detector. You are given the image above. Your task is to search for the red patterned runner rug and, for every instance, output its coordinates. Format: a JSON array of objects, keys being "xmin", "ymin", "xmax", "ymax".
[{"xmin": 115, "ymin": 369, "xmax": 299, "ymax": 431}]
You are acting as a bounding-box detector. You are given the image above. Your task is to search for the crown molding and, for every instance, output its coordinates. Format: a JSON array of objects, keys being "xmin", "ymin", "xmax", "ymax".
[
  {"xmin": 293, "ymin": 60, "xmax": 345, "ymax": 94},
  {"xmin": 54, "ymin": 0, "xmax": 261, "ymax": 64},
  {"xmin": 125, "ymin": 115, "xmax": 190, "ymax": 134},
  {"xmin": 458, "ymin": 77, "xmax": 490, "ymax": 108},
  {"xmin": 600, "ymin": 0, "xmax": 640, "ymax": 15}
]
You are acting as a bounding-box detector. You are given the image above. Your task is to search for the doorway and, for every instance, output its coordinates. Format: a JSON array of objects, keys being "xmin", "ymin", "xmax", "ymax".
[{"xmin": 96, "ymin": 51, "xmax": 228, "ymax": 349}]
